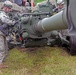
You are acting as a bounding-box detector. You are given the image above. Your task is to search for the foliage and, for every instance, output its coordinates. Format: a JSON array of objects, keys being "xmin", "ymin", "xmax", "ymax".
[{"xmin": 34, "ymin": 0, "xmax": 44, "ymax": 5}]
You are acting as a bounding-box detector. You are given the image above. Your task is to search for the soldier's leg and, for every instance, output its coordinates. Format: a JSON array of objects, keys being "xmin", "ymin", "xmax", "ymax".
[
  {"xmin": 0, "ymin": 34, "xmax": 8, "ymax": 68},
  {"xmin": 0, "ymin": 35, "xmax": 7, "ymax": 63}
]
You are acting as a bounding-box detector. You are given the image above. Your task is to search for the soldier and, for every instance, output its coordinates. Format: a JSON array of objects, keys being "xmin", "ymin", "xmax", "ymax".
[
  {"xmin": 27, "ymin": 0, "xmax": 31, "ymax": 6},
  {"xmin": 23, "ymin": 0, "xmax": 31, "ymax": 13},
  {"xmin": 0, "ymin": 0, "xmax": 13, "ymax": 69},
  {"xmin": 57, "ymin": 0, "xmax": 64, "ymax": 12},
  {"xmin": 53, "ymin": 0, "xmax": 64, "ymax": 14},
  {"xmin": 1, "ymin": 0, "xmax": 13, "ymax": 12}
]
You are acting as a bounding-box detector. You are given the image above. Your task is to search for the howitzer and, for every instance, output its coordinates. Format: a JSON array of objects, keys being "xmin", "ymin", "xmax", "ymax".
[{"xmin": 9, "ymin": 0, "xmax": 76, "ymax": 55}]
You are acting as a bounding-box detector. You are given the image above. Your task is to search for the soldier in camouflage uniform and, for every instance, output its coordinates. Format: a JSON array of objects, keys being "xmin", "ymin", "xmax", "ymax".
[
  {"xmin": 0, "ymin": 0, "xmax": 13, "ymax": 68},
  {"xmin": 0, "ymin": 31, "xmax": 8, "ymax": 68},
  {"xmin": 0, "ymin": 0, "xmax": 24, "ymax": 68}
]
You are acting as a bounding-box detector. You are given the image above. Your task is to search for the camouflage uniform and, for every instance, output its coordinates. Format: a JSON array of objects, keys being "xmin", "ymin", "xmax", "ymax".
[
  {"xmin": 0, "ymin": 31, "xmax": 8, "ymax": 63},
  {"xmin": 0, "ymin": 2, "xmax": 25, "ymax": 12},
  {"xmin": 23, "ymin": 1, "xmax": 31, "ymax": 13},
  {"xmin": 0, "ymin": 1, "xmax": 23, "ymax": 64}
]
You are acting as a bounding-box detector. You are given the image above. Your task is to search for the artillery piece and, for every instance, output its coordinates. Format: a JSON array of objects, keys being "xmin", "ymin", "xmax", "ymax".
[{"xmin": 6, "ymin": 0, "xmax": 76, "ymax": 55}]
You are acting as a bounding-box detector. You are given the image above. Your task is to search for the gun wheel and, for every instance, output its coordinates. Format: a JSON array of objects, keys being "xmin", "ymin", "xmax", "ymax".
[{"xmin": 69, "ymin": 36, "xmax": 76, "ymax": 55}]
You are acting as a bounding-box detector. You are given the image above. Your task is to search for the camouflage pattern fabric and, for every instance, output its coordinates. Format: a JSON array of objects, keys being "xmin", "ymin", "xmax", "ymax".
[
  {"xmin": 0, "ymin": 31, "xmax": 8, "ymax": 63},
  {"xmin": 0, "ymin": 2, "xmax": 25, "ymax": 12},
  {"xmin": 0, "ymin": 2, "xmax": 25, "ymax": 63}
]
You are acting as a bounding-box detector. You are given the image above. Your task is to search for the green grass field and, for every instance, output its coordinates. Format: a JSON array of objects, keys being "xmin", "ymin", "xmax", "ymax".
[{"xmin": 1, "ymin": 47, "xmax": 76, "ymax": 75}]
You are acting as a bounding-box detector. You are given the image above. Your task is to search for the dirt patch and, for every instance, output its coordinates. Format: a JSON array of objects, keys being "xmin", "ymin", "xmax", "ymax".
[
  {"xmin": 60, "ymin": 47, "xmax": 69, "ymax": 56},
  {"xmin": 16, "ymin": 47, "xmax": 39, "ymax": 52}
]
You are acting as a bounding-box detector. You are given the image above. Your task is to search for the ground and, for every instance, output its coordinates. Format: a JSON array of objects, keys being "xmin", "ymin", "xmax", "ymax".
[{"xmin": 0, "ymin": 47, "xmax": 76, "ymax": 75}]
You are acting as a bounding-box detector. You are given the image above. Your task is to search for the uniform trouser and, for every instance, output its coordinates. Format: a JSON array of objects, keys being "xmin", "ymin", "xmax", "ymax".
[{"xmin": 0, "ymin": 31, "xmax": 8, "ymax": 63}]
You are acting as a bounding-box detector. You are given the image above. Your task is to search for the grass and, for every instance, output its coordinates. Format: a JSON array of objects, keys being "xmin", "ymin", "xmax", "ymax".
[{"xmin": 0, "ymin": 47, "xmax": 76, "ymax": 75}]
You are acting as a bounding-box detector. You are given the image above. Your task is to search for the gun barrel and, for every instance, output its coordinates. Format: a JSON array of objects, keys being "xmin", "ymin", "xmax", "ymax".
[
  {"xmin": 34, "ymin": 10, "xmax": 68, "ymax": 33},
  {"xmin": 34, "ymin": 0, "xmax": 76, "ymax": 33}
]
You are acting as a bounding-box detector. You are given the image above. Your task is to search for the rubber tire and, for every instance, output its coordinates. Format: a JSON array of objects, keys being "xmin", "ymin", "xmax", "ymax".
[{"xmin": 69, "ymin": 36, "xmax": 76, "ymax": 55}]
